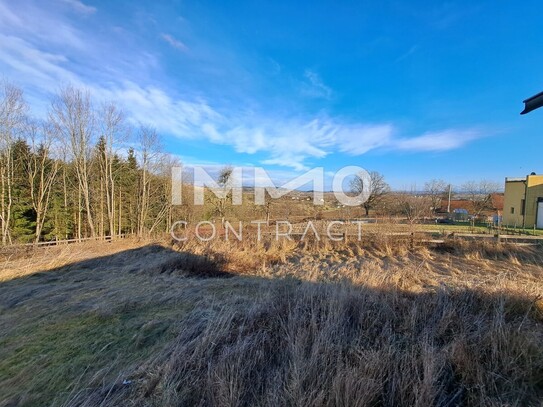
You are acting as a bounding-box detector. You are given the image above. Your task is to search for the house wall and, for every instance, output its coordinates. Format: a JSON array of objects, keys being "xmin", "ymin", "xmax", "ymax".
[
  {"xmin": 503, "ymin": 181, "xmax": 525, "ymax": 227},
  {"xmin": 525, "ymin": 175, "xmax": 543, "ymax": 228},
  {"xmin": 503, "ymin": 175, "xmax": 543, "ymax": 228}
]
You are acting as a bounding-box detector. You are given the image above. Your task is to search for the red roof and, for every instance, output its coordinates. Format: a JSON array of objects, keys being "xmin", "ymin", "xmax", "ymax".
[
  {"xmin": 439, "ymin": 193, "xmax": 504, "ymax": 214},
  {"xmin": 439, "ymin": 199, "xmax": 474, "ymax": 212},
  {"xmin": 490, "ymin": 193, "xmax": 504, "ymax": 211}
]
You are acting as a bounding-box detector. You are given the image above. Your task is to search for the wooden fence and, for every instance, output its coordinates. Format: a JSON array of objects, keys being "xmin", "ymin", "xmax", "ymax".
[
  {"xmin": 1, "ymin": 234, "xmax": 132, "ymax": 250},
  {"xmin": 261, "ymin": 230, "xmax": 543, "ymax": 246},
  {"xmin": 1, "ymin": 228, "xmax": 542, "ymax": 250}
]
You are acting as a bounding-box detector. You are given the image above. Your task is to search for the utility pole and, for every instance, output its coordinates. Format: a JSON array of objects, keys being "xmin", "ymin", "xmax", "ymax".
[{"xmin": 447, "ymin": 184, "xmax": 452, "ymax": 213}]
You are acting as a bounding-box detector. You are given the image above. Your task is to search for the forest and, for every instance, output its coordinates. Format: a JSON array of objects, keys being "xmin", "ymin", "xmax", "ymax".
[{"xmin": 0, "ymin": 81, "xmax": 185, "ymax": 244}]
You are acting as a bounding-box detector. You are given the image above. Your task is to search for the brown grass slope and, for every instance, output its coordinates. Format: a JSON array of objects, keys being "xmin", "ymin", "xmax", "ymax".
[{"xmin": 0, "ymin": 238, "xmax": 542, "ymax": 407}]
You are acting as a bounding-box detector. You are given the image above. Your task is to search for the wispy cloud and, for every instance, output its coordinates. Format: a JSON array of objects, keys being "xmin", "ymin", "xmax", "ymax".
[
  {"xmin": 0, "ymin": 0, "xmax": 486, "ymax": 173},
  {"xmin": 194, "ymin": 117, "xmax": 482, "ymax": 170},
  {"xmin": 395, "ymin": 129, "xmax": 483, "ymax": 152},
  {"xmin": 59, "ymin": 0, "xmax": 96, "ymax": 15},
  {"xmin": 300, "ymin": 69, "xmax": 333, "ymax": 99},
  {"xmin": 334, "ymin": 124, "xmax": 395, "ymax": 155},
  {"xmin": 161, "ymin": 33, "xmax": 189, "ymax": 52},
  {"xmin": 395, "ymin": 45, "xmax": 418, "ymax": 63},
  {"xmin": 0, "ymin": 1, "xmax": 85, "ymax": 49},
  {"xmin": 0, "ymin": 34, "xmax": 80, "ymax": 91},
  {"xmin": 95, "ymin": 82, "xmax": 221, "ymax": 138},
  {"xmin": 0, "ymin": 1, "xmax": 23, "ymax": 26}
]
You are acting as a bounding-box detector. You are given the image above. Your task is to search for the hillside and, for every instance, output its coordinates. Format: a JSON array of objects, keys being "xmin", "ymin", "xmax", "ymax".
[{"xmin": 1, "ymin": 238, "xmax": 542, "ymax": 406}]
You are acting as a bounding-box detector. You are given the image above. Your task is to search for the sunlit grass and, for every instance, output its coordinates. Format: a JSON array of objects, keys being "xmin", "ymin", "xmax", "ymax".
[{"xmin": 0, "ymin": 237, "xmax": 542, "ymax": 406}]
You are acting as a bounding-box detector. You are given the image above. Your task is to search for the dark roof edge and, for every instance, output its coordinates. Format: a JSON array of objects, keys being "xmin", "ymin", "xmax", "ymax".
[{"xmin": 523, "ymin": 91, "xmax": 543, "ymax": 103}]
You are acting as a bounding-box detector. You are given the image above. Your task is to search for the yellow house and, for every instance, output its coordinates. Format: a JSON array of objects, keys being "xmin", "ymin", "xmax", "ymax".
[{"xmin": 503, "ymin": 174, "xmax": 543, "ymax": 228}]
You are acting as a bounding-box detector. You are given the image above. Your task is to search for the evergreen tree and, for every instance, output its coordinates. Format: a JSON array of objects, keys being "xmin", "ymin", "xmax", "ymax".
[{"xmin": 11, "ymin": 139, "xmax": 35, "ymax": 242}]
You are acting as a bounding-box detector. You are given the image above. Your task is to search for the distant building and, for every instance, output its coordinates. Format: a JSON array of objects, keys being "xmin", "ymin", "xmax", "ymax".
[
  {"xmin": 503, "ymin": 174, "xmax": 543, "ymax": 228},
  {"xmin": 438, "ymin": 193, "xmax": 503, "ymax": 217},
  {"xmin": 452, "ymin": 208, "xmax": 469, "ymax": 222}
]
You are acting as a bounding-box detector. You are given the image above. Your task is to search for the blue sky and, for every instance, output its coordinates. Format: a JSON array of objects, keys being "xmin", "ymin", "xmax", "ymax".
[{"xmin": 1, "ymin": 0, "xmax": 542, "ymax": 189}]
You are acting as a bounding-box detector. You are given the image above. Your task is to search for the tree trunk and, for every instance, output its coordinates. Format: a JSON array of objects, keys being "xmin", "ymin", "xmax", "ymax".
[
  {"xmin": 77, "ymin": 184, "xmax": 82, "ymax": 241},
  {"xmin": 118, "ymin": 188, "xmax": 122, "ymax": 237}
]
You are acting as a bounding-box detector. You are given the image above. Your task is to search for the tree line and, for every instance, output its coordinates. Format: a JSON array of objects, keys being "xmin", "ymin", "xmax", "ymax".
[
  {"xmin": 0, "ymin": 82, "xmax": 182, "ymax": 244},
  {"xmin": 351, "ymin": 173, "xmax": 502, "ymax": 222},
  {"xmin": 0, "ymin": 80, "xmax": 504, "ymax": 244}
]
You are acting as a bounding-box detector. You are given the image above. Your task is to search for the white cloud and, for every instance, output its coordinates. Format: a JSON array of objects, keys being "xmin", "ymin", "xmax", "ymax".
[
  {"xmin": 200, "ymin": 118, "xmax": 395, "ymax": 170},
  {"xmin": 220, "ymin": 120, "xmax": 332, "ymax": 170},
  {"xmin": 0, "ymin": 0, "xmax": 86, "ymax": 49},
  {"xmin": 196, "ymin": 119, "xmax": 484, "ymax": 170},
  {"xmin": 83, "ymin": 81, "xmax": 222, "ymax": 144},
  {"xmin": 395, "ymin": 45, "xmax": 419, "ymax": 63},
  {"xmin": 334, "ymin": 124, "xmax": 395, "ymax": 155},
  {"xmin": 59, "ymin": 0, "xmax": 96, "ymax": 15},
  {"xmin": 301, "ymin": 69, "xmax": 333, "ymax": 99},
  {"xmin": 0, "ymin": 0, "xmax": 486, "ymax": 172},
  {"xmin": 0, "ymin": 1, "xmax": 23, "ymax": 27},
  {"xmin": 395, "ymin": 129, "xmax": 482, "ymax": 151},
  {"xmin": 0, "ymin": 34, "xmax": 80, "ymax": 91},
  {"xmin": 161, "ymin": 33, "xmax": 189, "ymax": 52}
]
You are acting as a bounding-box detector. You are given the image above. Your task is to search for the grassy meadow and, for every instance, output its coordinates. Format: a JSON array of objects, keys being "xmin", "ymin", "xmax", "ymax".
[{"xmin": 1, "ymin": 236, "xmax": 542, "ymax": 406}]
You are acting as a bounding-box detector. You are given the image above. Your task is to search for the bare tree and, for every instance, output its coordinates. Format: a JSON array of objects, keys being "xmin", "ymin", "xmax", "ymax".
[
  {"xmin": 207, "ymin": 166, "xmax": 234, "ymax": 226},
  {"xmin": 136, "ymin": 125, "xmax": 160, "ymax": 237},
  {"xmin": 351, "ymin": 171, "xmax": 390, "ymax": 216},
  {"xmin": 50, "ymin": 86, "xmax": 96, "ymax": 238},
  {"xmin": 424, "ymin": 179, "xmax": 448, "ymax": 213},
  {"xmin": 397, "ymin": 194, "xmax": 433, "ymax": 224},
  {"xmin": 26, "ymin": 120, "xmax": 60, "ymax": 242},
  {"xmin": 461, "ymin": 180, "xmax": 501, "ymax": 217},
  {"xmin": 254, "ymin": 189, "xmax": 273, "ymax": 225},
  {"xmin": 264, "ymin": 201, "xmax": 271, "ymax": 225},
  {"xmin": 97, "ymin": 102, "xmax": 125, "ymax": 238},
  {"xmin": 148, "ymin": 153, "xmax": 180, "ymax": 234},
  {"xmin": 0, "ymin": 82, "xmax": 26, "ymax": 244}
]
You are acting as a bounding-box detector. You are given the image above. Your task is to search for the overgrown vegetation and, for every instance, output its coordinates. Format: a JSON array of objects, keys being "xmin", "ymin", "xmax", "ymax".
[{"xmin": 1, "ymin": 237, "xmax": 541, "ymax": 406}]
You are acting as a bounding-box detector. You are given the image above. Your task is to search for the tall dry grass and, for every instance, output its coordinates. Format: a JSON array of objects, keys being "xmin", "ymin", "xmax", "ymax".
[
  {"xmin": 1, "ymin": 234, "xmax": 542, "ymax": 406},
  {"xmin": 77, "ymin": 278, "xmax": 543, "ymax": 406},
  {"xmin": 65, "ymin": 236, "xmax": 543, "ymax": 406}
]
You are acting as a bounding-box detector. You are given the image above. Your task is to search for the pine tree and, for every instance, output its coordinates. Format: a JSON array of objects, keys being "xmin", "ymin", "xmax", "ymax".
[{"xmin": 11, "ymin": 139, "xmax": 35, "ymax": 242}]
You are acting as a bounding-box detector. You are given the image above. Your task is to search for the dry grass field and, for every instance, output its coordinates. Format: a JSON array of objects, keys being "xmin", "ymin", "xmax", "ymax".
[{"xmin": 1, "ymin": 237, "xmax": 542, "ymax": 406}]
